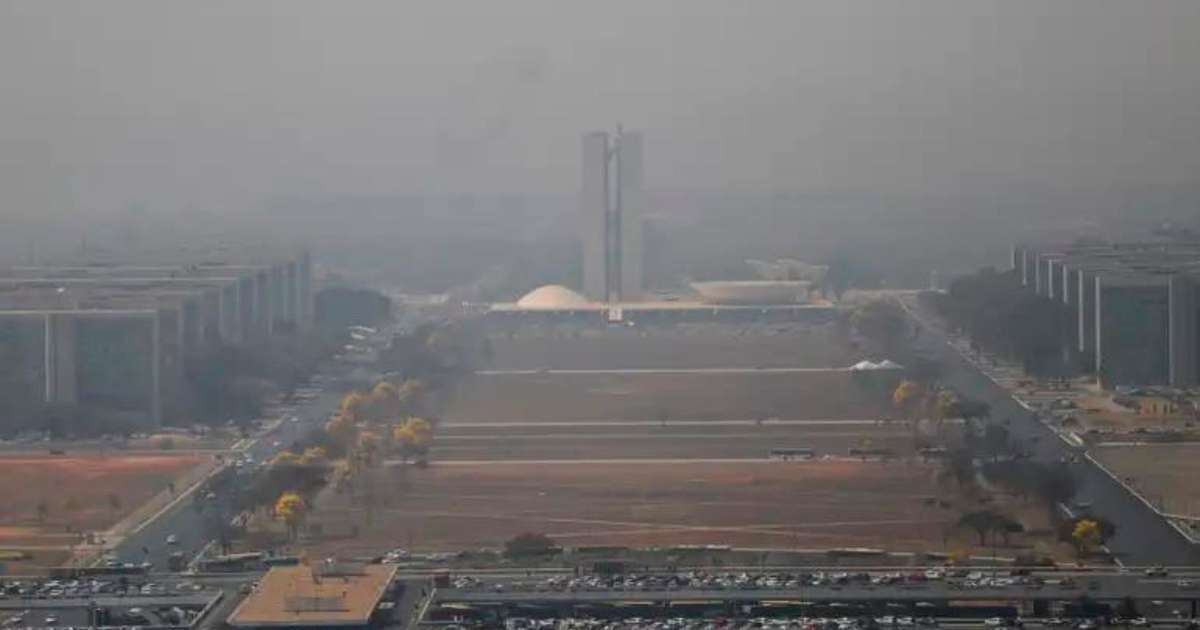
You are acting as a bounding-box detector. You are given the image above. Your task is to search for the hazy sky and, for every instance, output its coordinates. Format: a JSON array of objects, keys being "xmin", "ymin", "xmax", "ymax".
[{"xmin": 2, "ymin": 1, "xmax": 1199, "ymax": 217}]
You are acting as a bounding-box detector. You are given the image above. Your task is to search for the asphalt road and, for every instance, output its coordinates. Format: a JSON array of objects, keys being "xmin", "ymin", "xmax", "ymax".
[
  {"xmin": 108, "ymin": 387, "xmax": 345, "ymax": 570},
  {"xmin": 107, "ymin": 313, "xmax": 422, "ymax": 571},
  {"xmin": 902, "ymin": 300, "xmax": 1200, "ymax": 566}
]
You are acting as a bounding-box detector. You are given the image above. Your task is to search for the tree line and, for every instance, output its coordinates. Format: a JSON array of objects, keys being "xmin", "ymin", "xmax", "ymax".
[
  {"xmin": 921, "ymin": 268, "xmax": 1078, "ymax": 377},
  {"xmin": 890, "ymin": 375, "xmax": 1115, "ymax": 560}
]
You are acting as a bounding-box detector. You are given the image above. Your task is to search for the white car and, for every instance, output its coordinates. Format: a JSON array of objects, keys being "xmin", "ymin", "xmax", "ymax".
[
  {"xmin": 166, "ymin": 534, "xmax": 178, "ymax": 545},
  {"xmin": 984, "ymin": 618, "xmax": 1006, "ymax": 627}
]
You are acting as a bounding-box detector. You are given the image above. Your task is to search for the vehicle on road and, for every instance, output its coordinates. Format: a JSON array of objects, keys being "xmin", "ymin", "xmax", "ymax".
[
  {"xmin": 166, "ymin": 534, "xmax": 178, "ymax": 545},
  {"xmin": 167, "ymin": 551, "xmax": 187, "ymax": 572}
]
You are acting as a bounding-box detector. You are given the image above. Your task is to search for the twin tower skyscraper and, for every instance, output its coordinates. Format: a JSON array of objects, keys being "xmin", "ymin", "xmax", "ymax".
[{"xmin": 580, "ymin": 128, "xmax": 644, "ymax": 303}]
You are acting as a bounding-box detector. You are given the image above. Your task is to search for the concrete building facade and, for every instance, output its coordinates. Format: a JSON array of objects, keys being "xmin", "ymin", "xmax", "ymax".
[
  {"xmin": 1013, "ymin": 241, "xmax": 1200, "ymax": 389},
  {"xmin": 1169, "ymin": 275, "xmax": 1200, "ymax": 388},
  {"xmin": 0, "ymin": 251, "xmax": 314, "ymax": 428},
  {"xmin": 579, "ymin": 129, "xmax": 644, "ymax": 302},
  {"xmin": 580, "ymin": 131, "xmax": 609, "ymax": 302},
  {"xmin": 617, "ymin": 131, "xmax": 644, "ymax": 300}
]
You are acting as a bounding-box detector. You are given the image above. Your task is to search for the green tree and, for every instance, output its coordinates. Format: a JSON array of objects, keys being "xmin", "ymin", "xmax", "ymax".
[
  {"xmin": 994, "ymin": 514, "xmax": 1024, "ymax": 546},
  {"xmin": 957, "ymin": 399, "xmax": 991, "ymax": 422},
  {"xmin": 939, "ymin": 449, "xmax": 975, "ymax": 487},
  {"xmin": 851, "ymin": 300, "xmax": 907, "ymax": 354},
  {"xmin": 982, "ymin": 423, "xmax": 1012, "ymax": 461},
  {"xmin": 504, "ymin": 532, "xmax": 558, "ymax": 558},
  {"xmin": 958, "ymin": 510, "xmax": 999, "ymax": 546}
]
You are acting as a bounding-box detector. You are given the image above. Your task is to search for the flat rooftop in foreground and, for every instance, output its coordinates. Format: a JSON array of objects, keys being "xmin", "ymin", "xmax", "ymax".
[{"xmin": 226, "ymin": 564, "xmax": 397, "ymax": 628}]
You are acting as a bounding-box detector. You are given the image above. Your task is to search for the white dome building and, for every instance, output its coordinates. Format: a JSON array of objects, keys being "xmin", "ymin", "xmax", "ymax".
[{"xmin": 514, "ymin": 285, "xmax": 593, "ymax": 310}]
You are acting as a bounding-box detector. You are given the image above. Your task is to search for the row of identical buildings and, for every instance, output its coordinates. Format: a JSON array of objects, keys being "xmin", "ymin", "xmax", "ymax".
[
  {"xmin": 1011, "ymin": 242, "xmax": 1200, "ymax": 389},
  {"xmin": 0, "ymin": 250, "xmax": 314, "ymax": 428}
]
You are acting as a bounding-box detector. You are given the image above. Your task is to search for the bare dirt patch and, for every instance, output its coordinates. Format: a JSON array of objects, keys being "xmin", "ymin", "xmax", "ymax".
[
  {"xmin": 295, "ymin": 318, "xmax": 1070, "ymax": 562},
  {"xmin": 488, "ymin": 322, "xmax": 858, "ymax": 370},
  {"xmin": 444, "ymin": 371, "xmax": 893, "ymax": 423},
  {"xmin": 309, "ymin": 460, "xmax": 984, "ymax": 558},
  {"xmin": 0, "ymin": 452, "xmax": 210, "ymax": 570},
  {"xmin": 1093, "ymin": 445, "xmax": 1200, "ymax": 517},
  {"xmin": 433, "ymin": 422, "xmax": 917, "ymax": 461}
]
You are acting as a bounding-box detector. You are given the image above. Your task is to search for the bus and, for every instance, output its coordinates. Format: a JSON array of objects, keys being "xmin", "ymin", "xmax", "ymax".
[
  {"xmin": 769, "ymin": 447, "xmax": 815, "ymax": 460},
  {"xmin": 48, "ymin": 564, "xmax": 150, "ymax": 579},
  {"xmin": 197, "ymin": 552, "xmax": 264, "ymax": 572}
]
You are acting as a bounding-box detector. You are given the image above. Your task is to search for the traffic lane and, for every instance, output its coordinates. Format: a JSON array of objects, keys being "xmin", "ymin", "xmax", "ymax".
[
  {"xmin": 935, "ymin": 352, "xmax": 1198, "ymax": 565},
  {"xmin": 910, "ymin": 328, "xmax": 1200, "ymax": 566},
  {"xmin": 115, "ymin": 495, "xmax": 212, "ymax": 568},
  {"xmin": 246, "ymin": 391, "xmax": 342, "ymax": 461},
  {"xmin": 115, "ymin": 391, "xmax": 339, "ymax": 567}
]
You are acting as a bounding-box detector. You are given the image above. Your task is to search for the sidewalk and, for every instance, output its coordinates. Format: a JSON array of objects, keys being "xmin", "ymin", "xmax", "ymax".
[
  {"xmin": 899, "ymin": 295, "xmax": 1200, "ymax": 546},
  {"xmin": 72, "ymin": 456, "xmax": 227, "ymax": 566}
]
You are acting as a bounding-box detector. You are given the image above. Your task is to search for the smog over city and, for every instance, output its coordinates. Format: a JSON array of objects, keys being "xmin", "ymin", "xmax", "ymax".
[{"xmin": 1, "ymin": 2, "xmax": 1199, "ymax": 629}]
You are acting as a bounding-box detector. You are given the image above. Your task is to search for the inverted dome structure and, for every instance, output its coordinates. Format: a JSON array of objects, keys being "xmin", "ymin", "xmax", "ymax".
[
  {"xmin": 690, "ymin": 281, "xmax": 810, "ymax": 305},
  {"xmin": 515, "ymin": 284, "xmax": 592, "ymax": 309}
]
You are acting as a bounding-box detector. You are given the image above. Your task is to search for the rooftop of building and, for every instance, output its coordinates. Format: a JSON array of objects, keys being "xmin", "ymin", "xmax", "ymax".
[
  {"xmin": 0, "ymin": 251, "xmax": 310, "ymax": 313},
  {"xmin": 29, "ymin": 241, "xmax": 309, "ymax": 267},
  {"xmin": 1021, "ymin": 240, "xmax": 1200, "ymax": 278},
  {"xmin": 0, "ymin": 284, "xmax": 205, "ymax": 311},
  {"xmin": 0, "ymin": 264, "xmax": 272, "ymax": 280},
  {"xmin": 226, "ymin": 563, "xmax": 398, "ymax": 628}
]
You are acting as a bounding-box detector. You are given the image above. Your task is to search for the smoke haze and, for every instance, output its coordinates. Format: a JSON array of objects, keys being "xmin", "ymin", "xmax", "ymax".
[{"xmin": 3, "ymin": 1, "xmax": 1198, "ymax": 218}]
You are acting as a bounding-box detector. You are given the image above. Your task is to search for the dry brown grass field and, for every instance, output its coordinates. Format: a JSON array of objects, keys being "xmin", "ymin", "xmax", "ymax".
[
  {"xmin": 443, "ymin": 371, "xmax": 894, "ymax": 423},
  {"xmin": 0, "ymin": 453, "xmax": 208, "ymax": 570},
  {"xmin": 311, "ymin": 460, "xmax": 964, "ymax": 556},
  {"xmin": 1093, "ymin": 444, "xmax": 1200, "ymax": 517},
  {"xmin": 486, "ymin": 322, "xmax": 856, "ymax": 370},
  {"xmin": 302, "ymin": 322, "xmax": 1064, "ymax": 561}
]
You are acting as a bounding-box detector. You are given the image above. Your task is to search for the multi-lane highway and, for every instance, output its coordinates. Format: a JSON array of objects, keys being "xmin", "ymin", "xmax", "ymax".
[
  {"xmin": 901, "ymin": 298, "xmax": 1200, "ymax": 566},
  {"xmin": 107, "ymin": 388, "xmax": 345, "ymax": 571},
  {"xmin": 98, "ymin": 312, "xmax": 425, "ymax": 573}
]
